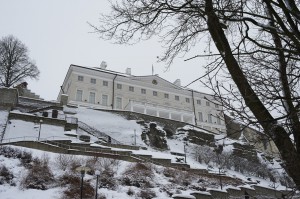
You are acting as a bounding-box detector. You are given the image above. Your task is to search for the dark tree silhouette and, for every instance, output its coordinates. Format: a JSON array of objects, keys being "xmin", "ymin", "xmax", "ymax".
[
  {"xmin": 0, "ymin": 35, "xmax": 39, "ymax": 87},
  {"xmin": 93, "ymin": 0, "xmax": 300, "ymax": 190}
]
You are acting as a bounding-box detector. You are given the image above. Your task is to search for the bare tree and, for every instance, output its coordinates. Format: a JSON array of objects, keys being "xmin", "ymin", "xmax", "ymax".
[
  {"xmin": 0, "ymin": 35, "xmax": 39, "ymax": 87},
  {"xmin": 93, "ymin": 0, "xmax": 300, "ymax": 189}
]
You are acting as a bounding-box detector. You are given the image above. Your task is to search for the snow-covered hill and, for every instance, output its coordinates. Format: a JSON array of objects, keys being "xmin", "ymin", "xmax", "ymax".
[{"xmin": 0, "ymin": 106, "xmax": 298, "ymax": 198}]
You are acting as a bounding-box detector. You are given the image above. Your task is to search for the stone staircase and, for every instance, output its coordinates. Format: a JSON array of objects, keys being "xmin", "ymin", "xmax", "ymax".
[
  {"xmin": 21, "ymin": 88, "xmax": 43, "ymax": 100},
  {"xmin": 78, "ymin": 121, "xmax": 122, "ymax": 144},
  {"xmin": 0, "ymin": 136, "xmax": 197, "ymax": 172}
]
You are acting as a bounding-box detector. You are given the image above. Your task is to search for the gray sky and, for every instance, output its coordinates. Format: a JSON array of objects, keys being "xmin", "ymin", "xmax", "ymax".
[{"xmin": 0, "ymin": 0, "xmax": 209, "ymax": 100}]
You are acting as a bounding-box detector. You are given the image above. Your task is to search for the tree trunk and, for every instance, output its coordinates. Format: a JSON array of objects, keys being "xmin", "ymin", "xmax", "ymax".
[{"xmin": 205, "ymin": 0, "xmax": 300, "ymax": 189}]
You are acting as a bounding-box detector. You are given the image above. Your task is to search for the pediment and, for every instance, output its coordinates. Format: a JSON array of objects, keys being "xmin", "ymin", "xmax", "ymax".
[{"xmin": 129, "ymin": 75, "xmax": 182, "ymax": 90}]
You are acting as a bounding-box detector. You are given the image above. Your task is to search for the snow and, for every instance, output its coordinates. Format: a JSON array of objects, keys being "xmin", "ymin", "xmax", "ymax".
[
  {"xmin": 172, "ymin": 194, "xmax": 196, "ymax": 199},
  {"xmin": 70, "ymin": 107, "xmax": 145, "ymax": 146},
  {"xmin": 3, "ymin": 119, "xmax": 71, "ymax": 142},
  {"xmin": 0, "ymin": 106, "xmax": 295, "ymax": 198},
  {"xmin": 191, "ymin": 191, "xmax": 211, "ymax": 195},
  {"xmin": 0, "ymin": 186, "xmax": 62, "ymax": 199}
]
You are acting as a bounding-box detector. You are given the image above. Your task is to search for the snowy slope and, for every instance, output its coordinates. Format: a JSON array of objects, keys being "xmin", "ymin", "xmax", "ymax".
[{"xmin": 0, "ymin": 106, "xmax": 296, "ymax": 198}]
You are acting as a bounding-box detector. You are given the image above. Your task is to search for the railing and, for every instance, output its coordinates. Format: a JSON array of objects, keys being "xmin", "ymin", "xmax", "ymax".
[
  {"xmin": 1, "ymin": 136, "xmax": 39, "ymax": 143},
  {"xmin": 129, "ymin": 99, "xmax": 194, "ymax": 115},
  {"xmin": 0, "ymin": 135, "xmax": 76, "ymax": 144},
  {"xmin": 78, "ymin": 121, "xmax": 121, "ymax": 144},
  {"xmin": 42, "ymin": 139, "xmax": 131, "ymax": 156}
]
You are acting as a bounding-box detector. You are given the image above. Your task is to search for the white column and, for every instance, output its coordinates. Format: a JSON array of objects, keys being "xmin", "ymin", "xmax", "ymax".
[
  {"xmin": 169, "ymin": 112, "xmax": 172, "ymax": 119},
  {"xmin": 144, "ymin": 107, "xmax": 147, "ymax": 114},
  {"xmin": 156, "ymin": 111, "xmax": 160, "ymax": 117},
  {"xmin": 192, "ymin": 115, "xmax": 195, "ymax": 125},
  {"xmin": 180, "ymin": 114, "xmax": 184, "ymax": 122}
]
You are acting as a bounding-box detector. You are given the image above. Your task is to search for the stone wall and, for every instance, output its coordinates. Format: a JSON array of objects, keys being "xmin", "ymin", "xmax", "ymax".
[
  {"xmin": 225, "ymin": 115, "xmax": 279, "ymax": 157},
  {"xmin": 8, "ymin": 112, "xmax": 78, "ymax": 130},
  {"xmin": 16, "ymin": 96, "xmax": 60, "ymax": 112},
  {"xmin": 97, "ymin": 109, "xmax": 196, "ymax": 134},
  {"xmin": 190, "ymin": 191, "xmax": 212, "ymax": 199},
  {"xmin": 0, "ymin": 88, "xmax": 18, "ymax": 109},
  {"xmin": 184, "ymin": 128, "xmax": 215, "ymax": 147}
]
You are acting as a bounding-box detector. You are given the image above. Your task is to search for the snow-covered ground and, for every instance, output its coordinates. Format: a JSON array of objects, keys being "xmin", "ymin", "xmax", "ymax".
[
  {"xmin": 0, "ymin": 106, "xmax": 294, "ymax": 198},
  {"xmin": 73, "ymin": 107, "xmax": 145, "ymax": 146}
]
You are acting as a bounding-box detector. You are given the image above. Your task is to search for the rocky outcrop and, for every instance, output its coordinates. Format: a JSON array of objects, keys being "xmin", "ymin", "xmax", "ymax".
[
  {"xmin": 179, "ymin": 128, "xmax": 215, "ymax": 147},
  {"xmin": 141, "ymin": 122, "xmax": 168, "ymax": 150}
]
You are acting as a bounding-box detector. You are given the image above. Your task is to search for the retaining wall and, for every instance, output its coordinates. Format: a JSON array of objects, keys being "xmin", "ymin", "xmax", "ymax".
[
  {"xmin": 0, "ymin": 88, "xmax": 18, "ymax": 109},
  {"xmin": 8, "ymin": 112, "xmax": 77, "ymax": 130}
]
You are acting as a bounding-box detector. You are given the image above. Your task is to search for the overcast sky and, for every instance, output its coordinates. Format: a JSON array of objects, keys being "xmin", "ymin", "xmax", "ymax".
[{"xmin": 0, "ymin": 0, "xmax": 210, "ymax": 100}]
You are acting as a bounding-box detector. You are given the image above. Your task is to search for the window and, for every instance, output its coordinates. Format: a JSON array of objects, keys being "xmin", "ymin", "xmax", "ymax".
[
  {"xmin": 117, "ymin": 83, "xmax": 122, "ymax": 89},
  {"xmin": 153, "ymin": 91, "xmax": 157, "ymax": 96},
  {"xmin": 89, "ymin": 92, "xmax": 95, "ymax": 104},
  {"xmin": 164, "ymin": 93, "xmax": 169, "ymax": 99},
  {"xmin": 116, "ymin": 97, "xmax": 122, "ymax": 109},
  {"xmin": 217, "ymin": 116, "xmax": 221, "ymax": 125},
  {"xmin": 186, "ymin": 98, "xmax": 190, "ymax": 103},
  {"xmin": 102, "ymin": 95, "xmax": 108, "ymax": 106},
  {"xmin": 90, "ymin": 78, "xmax": 96, "ymax": 84},
  {"xmin": 206, "ymin": 101, "xmax": 210, "ymax": 106},
  {"xmin": 175, "ymin": 95, "xmax": 179, "ymax": 101},
  {"xmin": 103, "ymin": 81, "xmax": 108, "ymax": 86},
  {"xmin": 208, "ymin": 114, "xmax": 212, "ymax": 123},
  {"xmin": 129, "ymin": 86, "xmax": 134, "ymax": 92},
  {"xmin": 76, "ymin": 90, "xmax": 83, "ymax": 101},
  {"xmin": 215, "ymin": 104, "xmax": 219, "ymax": 109},
  {"xmin": 198, "ymin": 112, "xmax": 203, "ymax": 122},
  {"xmin": 197, "ymin": 100, "xmax": 201, "ymax": 105},
  {"xmin": 141, "ymin": 88, "xmax": 146, "ymax": 94},
  {"xmin": 78, "ymin": 75, "xmax": 84, "ymax": 81}
]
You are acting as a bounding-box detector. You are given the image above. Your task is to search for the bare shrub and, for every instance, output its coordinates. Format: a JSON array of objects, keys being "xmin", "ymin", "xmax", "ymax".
[
  {"xmin": 0, "ymin": 146, "xmax": 32, "ymax": 168},
  {"xmin": 59, "ymin": 173, "xmax": 95, "ymax": 199},
  {"xmin": 160, "ymin": 184, "xmax": 179, "ymax": 197},
  {"xmin": 69, "ymin": 156, "xmax": 83, "ymax": 171},
  {"xmin": 97, "ymin": 193, "xmax": 107, "ymax": 199},
  {"xmin": 21, "ymin": 157, "xmax": 54, "ymax": 190},
  {"xmin": 97, "ymin": 158, "xmax": 120, "ymax": 172},
  {"xmin": 163, "ymin": 167, "xmax": 177, "ymax": 178},
  {"xmin": 137, "ymin": 188, "xmax": 156, "ymax": 199},
  {"xmin": 19, "ymin": 151, "xmax": 33, "ymax": 168},
  {"xmin": 98, "ymin": 168, "xmax": 117, "ymax": 190},
  {"xmin": 127, "ymin": 187, "xmax": 135, "ymax": 196},
  {"xmin": 0, "ymin": 165, "xmax": 14, "ymax": 185},
  {"xmin": 55, "ymin": 154, "xmax": 77, "ymax": 171},
  {"xmin": 170, "ymin": 170, "xmax": 194, "ymax": 187},
  {"xmin": 0, "ymin": 146, "xmax": 22, "ymax": 158},
  {"xmin": 192, "ymin": 145, "xmax": 214, "ymax": 165},
  {"xmin": 121, "ymin": 163, "xmax": 154, "ymax": 188}
]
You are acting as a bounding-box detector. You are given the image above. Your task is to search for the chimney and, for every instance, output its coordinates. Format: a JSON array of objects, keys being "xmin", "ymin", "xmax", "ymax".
[
  {"xmin": 125, "ymin": 68, "xmax": 131, "ymax": 75},
  {"xmin": 100, "ymin": 61, "xmax": 107, "ymax": 69},
  {"xmin": 174, "ymin": 79, "xmax": 181, "ymax": 86}
]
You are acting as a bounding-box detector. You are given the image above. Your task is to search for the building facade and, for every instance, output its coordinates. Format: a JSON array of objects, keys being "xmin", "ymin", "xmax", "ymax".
[{"xmin": 58, "ymin": 64, "xmax": 226, "ymax": 133}]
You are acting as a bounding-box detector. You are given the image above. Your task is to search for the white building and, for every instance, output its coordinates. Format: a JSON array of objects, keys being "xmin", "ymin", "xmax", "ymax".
[{"xmin": 58, "ymin": 64, "xmax": 226, "ymax": 134}]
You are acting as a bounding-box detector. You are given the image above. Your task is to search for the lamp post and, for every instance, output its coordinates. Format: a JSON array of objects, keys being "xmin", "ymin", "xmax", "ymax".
[
  {"xmin": 80, "ymin": 169, "xmax": 85, "ymax": 199},
  {"xmin": 184, "ymin": 141, "xmax": 187, "ymax": 163},
  {"xmin": 134, "ymin": 129, "xmax": 136, "ymax": 146},
  {"xmin": 38, "ymin": 119, "xmax": 43, "ymax": 141},
  {"xmin": 95, "ymin": 170, "xmax": 100, "ymax": 199},
  {"xmin": 75, "ymin": 166, "xmax": 91, "ymax": 199}
]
